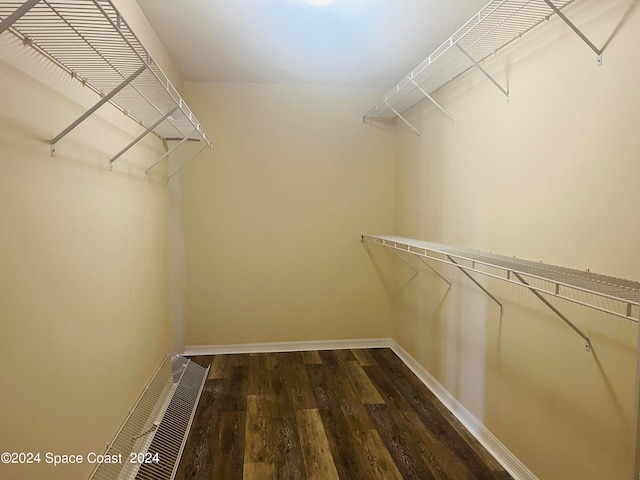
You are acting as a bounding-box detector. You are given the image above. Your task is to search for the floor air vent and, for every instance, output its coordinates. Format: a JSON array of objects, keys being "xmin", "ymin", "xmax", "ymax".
[{"xmin": 89, "ymin": 354, "xmax": 209, "ymax": 480}]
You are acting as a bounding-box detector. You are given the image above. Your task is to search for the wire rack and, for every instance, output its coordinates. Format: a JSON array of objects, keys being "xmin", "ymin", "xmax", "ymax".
[
  {"xmin": 88, "ymin": 354, "xmax": 209, "ymax": 480},
  {"xmin": 362, "ymin": 234, "xmax": 640, "ymax": 323},
  {"xmin": 364, "ymin": 0, "xmax": 577, "ymax": 121},
  {"xmin": 0, "ymin": 0, "xmax": 212, "ymax": 162}
]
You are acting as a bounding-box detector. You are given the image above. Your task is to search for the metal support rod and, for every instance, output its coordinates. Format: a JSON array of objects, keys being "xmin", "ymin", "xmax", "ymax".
[
  {"xmin": 410, "ymin": 80, "xmax": 454, "ymax": 122},
  {"xmin": 51, "ymin": 64, "xmax": 146, "ymax": 147},
  {"xmin": 542, "ymin": 0, "xmax": 602, "ymax": 65},
  {"xmin": 387, "ymin": 247, "xmax": 418, "ymax": 273},
  {"xmin": 513, "ymin": 272, "xmax": 592, "ymax": 351},
  {"xmin": 456, "ymin": 44, "xmax": 509, "ymax": 101},
  {"xmin": 0, "ymin": 0, "xmax": 41, "ymax": 35},
  {"xmin": 110, "ymin": 106, "xmax": 178, "ymax": 166},
  {"xmin": 145, "ymin": 131, "xmax": 195, "ymax": 175},
  {"xmin": 447, "ymin": 255, "xmax": 504, "ymax": 314},
  {"xmin": 416, "ymin": 255, "xmax": 452, "ymax": 288},
  {"xmin": 166, "ymin": 144, "xmax": 208, "ymax": 182},
  {"xmin": 384, "ymin": 101, "xmax": 422, "ymax": 137}
]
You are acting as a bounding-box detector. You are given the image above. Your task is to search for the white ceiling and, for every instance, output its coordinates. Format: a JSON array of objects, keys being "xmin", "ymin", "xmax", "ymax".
[{"xmin": 137, "ymin": 0, "xmax": 489, "ymax": 87}]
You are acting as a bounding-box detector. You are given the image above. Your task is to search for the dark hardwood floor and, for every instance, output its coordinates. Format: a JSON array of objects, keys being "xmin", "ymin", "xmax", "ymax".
[{"xmin": 177, "ymin": 348, "xmax": 512, "ymax": 480}]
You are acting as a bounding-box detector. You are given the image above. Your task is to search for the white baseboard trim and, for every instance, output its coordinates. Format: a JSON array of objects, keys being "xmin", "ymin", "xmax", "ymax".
[
  {"xmin": 183, "ymin": 337, "xmax": 535, "ymax": 480},
  {"xmin": 183, "ymin": 337, "xmax": 393, "ymax": 356},
  {"xmin": 388, "ymin": 339, "xmax": 537, "ymax": 480}
]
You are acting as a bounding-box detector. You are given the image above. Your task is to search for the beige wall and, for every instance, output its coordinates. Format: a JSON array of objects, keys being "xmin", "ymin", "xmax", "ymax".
[
  {"xmin": 0, "ymin": 2, "xmax": 180, "ymax": 478},
  {"xmin": 389, "ymin": 0, "xmax": 640, "ymax": 478},
  {"xmin": 181, "ymin": 82, "xmax": 396, "ymax": 346}
]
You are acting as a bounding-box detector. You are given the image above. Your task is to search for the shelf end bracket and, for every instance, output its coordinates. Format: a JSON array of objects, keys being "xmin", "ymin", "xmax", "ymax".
[
  {"xmin": 543, "ymin": 0, "xmax": 602, "ymax": 66},
  {"xmin": 145, "ymin": 130, "xmax": 195, "ymax": 178},
  {"xmin": 513, "ymin": 271, "xmax": 592, "ymax": 352},
  {"xmin": 384, "ymin": 101, "xmax": 422, "ymax": 137},
  {"xmin": 166, "ymin": 144, "xmax": 208, "ymax": 183}
]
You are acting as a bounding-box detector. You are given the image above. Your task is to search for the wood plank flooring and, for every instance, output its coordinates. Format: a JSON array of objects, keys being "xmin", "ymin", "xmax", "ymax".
[{"xmin": 177, "ymin": 348, "xmax": 512, "ymax": 480}]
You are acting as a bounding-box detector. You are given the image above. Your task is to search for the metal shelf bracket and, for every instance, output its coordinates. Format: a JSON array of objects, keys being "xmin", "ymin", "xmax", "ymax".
[
  {"xmin": 543, "ymin": 0, "xmax": 602, "ymax": 65},
  {"xmin": 410, "ymin": 79, "xmax": 454, "ymax": 123},
  {"xmin": 166, "ymin": 144, "xmax": 208, "ymax": 183},
  {"xmin": 144, "ymin": 131, "xmax": 195, "ymax": 179},
  {"xmin": 447, "ymin": 255, "xmax": 504, "ymax": 314},
  {"xmin": 110, "ymin": 106, "xmax": 179, "ymax": 168},
  {"xmin": 512, "ymin": 271, "xmax": 592, "ymax": 351},
  {"xmin": 0, "ymin": 0, "xmax": 40, "ymax": 35},
  {"xmin": 51, "ymin": 64, "xmax": 147, "ymax": 156},
  {"xmin": 416, "ymin": 255, "xmax": 452, "ymax": 289},
  {"xmin": 456, "ymin": 44, "xmax": 510, "ymax": 103},
  {"xmin": 384, "ymin": 101, "xmax": 422, "ymax": 137},
  {"xmin": 387, "ymin": 247, "xmax": 418, "ymax": 274}
]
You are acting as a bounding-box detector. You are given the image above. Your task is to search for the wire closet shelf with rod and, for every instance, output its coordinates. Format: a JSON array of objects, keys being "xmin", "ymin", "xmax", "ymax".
[
  {"xmin": 0, "ymin": 0, "xmax": 213, "ymax": 181},
  {"xmin": 363, "ymin": 0, "xmax": 603, "ymax": 134},
  {"xmin": 361, "ymin": 234, "xmax": 640, "ymax": 353}
]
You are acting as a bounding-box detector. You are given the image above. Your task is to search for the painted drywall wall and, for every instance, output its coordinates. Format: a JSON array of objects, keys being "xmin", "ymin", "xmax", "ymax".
[
  {"xmin": 114, "ymin": 0, "xmax": 189, "ymax": 356},
  {"xmin": 387, "ymin": 0, "xmax": 640, "ymax": 478},
  {"xmin": 0, "ymin": 2, "xmax": 180, "ymax": 478},
  {"xmin": 181, "ymin": 82, "xmax": 396, "ymax": 347}
]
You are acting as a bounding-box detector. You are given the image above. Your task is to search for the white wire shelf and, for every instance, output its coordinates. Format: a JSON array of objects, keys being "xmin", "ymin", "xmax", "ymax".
[
  {"xmin": 362, "ymin": 234, "xmax": 639, "ymax": 350},
  {"xmin": 88, "ymin": 354, "xmax": 209, "ymax": 480},
  {"xmin": 364, "ymin": 0, "xmax": 602, "ymax": 131},
  {"xmin": 0, "ymin": 0, "xmax": 212, "ymax": 177}
]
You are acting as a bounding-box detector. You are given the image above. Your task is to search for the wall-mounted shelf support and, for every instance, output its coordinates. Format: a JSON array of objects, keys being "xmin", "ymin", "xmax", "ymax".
[
  {"xmin": 410, "ymin": 79, "xmax": 454, "ymax": 123},
  {"xmin": 448, "ymin": 255, "xmax": 503, "ymax": 314},
  {"xmin": 51, "ymin": 64, "xmax": 148, "ymax": 157},
  {"xmin": 110, "ymin": 107, "xmax": 179, "ymax": 166},
  {"xmin": 144, "ymin": 131, "xmax": 195, "ymax": 178},
  {"xmin": 387, "ymin": 247, "xmax": 418, "ymax": 274},
  {"xmin": 542, "ymin": 0, "xmax": 602, "ymax": 65},
  {"xmin": 513, "ymin": 272, "xmax": 591, "ymax": 351},
  {"xmin": 456, "ymin": 44, "xmax": 509, "ymax": 102},
  {"xmin": 0, "ymin": 0, "xmax": 39, "ymax": 35},
  {"xmin": 415, "ymin": 255, "xmax": 452, "ymax": 289},
  {"xmin": 167, "ymin": 144, "xmax": 208, "ymax": 183},
  {"xmin": 384, "ymin": 101, "xmax": 421, "ymax": 137}
]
